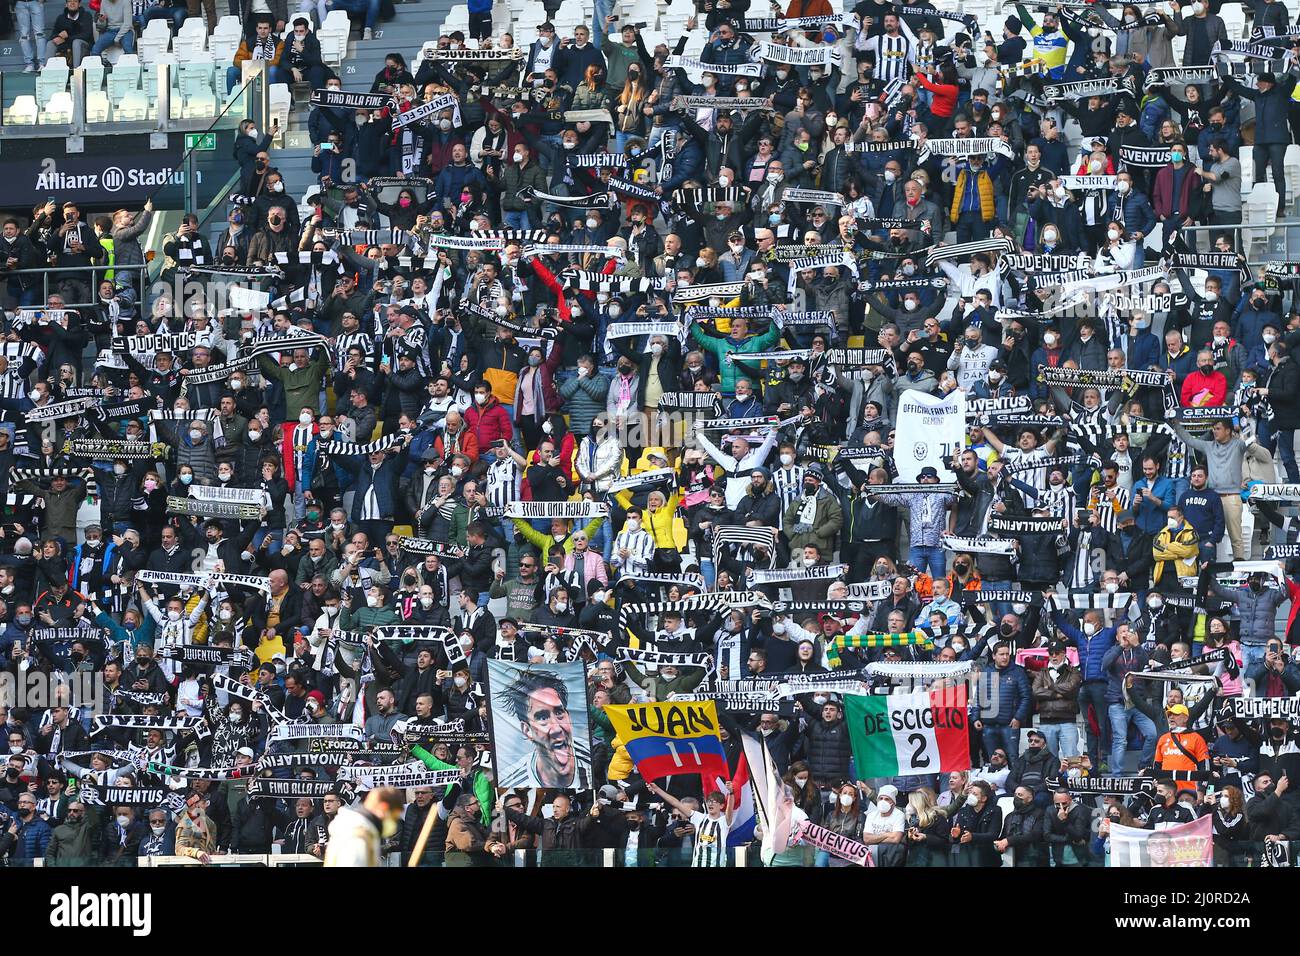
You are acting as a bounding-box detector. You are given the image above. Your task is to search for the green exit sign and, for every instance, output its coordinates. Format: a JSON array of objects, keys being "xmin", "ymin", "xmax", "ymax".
[{"xmin": 184, "ymin": 132, "xmax": 216, "ymax": 151}]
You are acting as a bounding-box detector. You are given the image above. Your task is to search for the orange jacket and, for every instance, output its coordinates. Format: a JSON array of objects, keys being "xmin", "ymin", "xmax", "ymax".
[{"xmin": 234, "ymin": 37, "xmax": 284, "ymax": 68}]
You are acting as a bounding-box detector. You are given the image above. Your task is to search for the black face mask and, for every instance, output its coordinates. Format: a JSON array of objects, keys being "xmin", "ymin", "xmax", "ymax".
[
  {"xmin": 954, "ymin": 562, "xmax": 970, "ymax": 573},
  {"xmin": 999, "ymin": 622, "xmax": 1015, "ymax": 637}
]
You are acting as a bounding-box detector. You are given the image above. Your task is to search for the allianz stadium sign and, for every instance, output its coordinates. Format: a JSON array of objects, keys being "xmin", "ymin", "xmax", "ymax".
[{"xmin": 0, "ymin": 147, "xmax": 192, "ymax": 206}]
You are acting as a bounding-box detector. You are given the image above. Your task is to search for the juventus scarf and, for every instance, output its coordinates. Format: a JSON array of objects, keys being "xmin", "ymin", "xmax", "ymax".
[
  {"xmin": 310, "ymin": 88, "xmax": 394, "ymax": 110},
  {"xmin": 190, "ymin": 485, "xmax": 268, "ymax": 506},
  {"xmin": 371, "ymin": 624, "xmax": 454, "ymax": 643},
  {"xmin": 615, "ymin": 646, "xmax": 715, "ymax": 671},
  {"xmin": 607, "ymin": 467, "xmax": 677, "ymax": 492},
  {"xmin": 392, "ymin": 93, "xmax": 460, "ymax": 130},
  {"xmin": 754, "ymin": 41, "xmax": 841, "ymax": 66},
  {"xmin": 523, "ymin": 242, "xmax": 623, "ymax": 259},
  {"xmin": 147, "ymin": 762, "xmax": 254, "ymax": 780},
  {"xmin": 1053, "ymin": 775, "xmax": 1156, "ymax": 795},
  {"xmin": 967, "ymin": 396, "xmax": 1033, "ymax": 418},
  {"xmin": 918, "ymin": 138, "xmax": 1014, "ymax": 159},
  {"xmin": 865, "ymin": 660, "xmax": 973, "ymax": 678},
  {"xmin": 958, "ymin": 589, "xmax": 1039, "ymax": 604},
  {"xmin": 246, "ymin": 778, "xmax": 346, "ymax": 800},
  {"xmin": 1003, "ymin": 453, "xmax": 1080, "ymax": 475},
  {"xmin": 768, "ymin": 243, "xmax": 849, "ymax": 262},
  {"xmin": 86, "ymin": 399, "xmax": 152, "ymax": 425},
  {"xmin": 664, "ymin": 53, "xmax": 763, "ymax": 76},
  {"xmin": 78, "ymin": 784, "xmax": 186, "ymax": 811},
  {"xmin": 823, "ymin": 348, "xmax": 894, "ymax": 370},
  {"xmin": 1246, "ymin": 484, "xmax": 1300, "ymax": 501},
  {"xmin": 924, "ymin": 237, "xmax": 1013, "ymax": 267},
  {"xmin": 1231, "ymin": 697, "xmax": 1300, "ymax": 719},
  {"xmin": 1265, "ymin": 544, "xmax": 1300, "ymax": 559},
  {"xmin": 322, "ymin": 435, "xmax": 402, "ymax": 456},
  {"xmin": 328, "ymin": 227, "xmax": 411, "ymax": 246},
  {"xmin": 1046, "ymin": 592, "xmax": 1135, "ymax": 611},
  {"xmin": 672, "ymin": 94, "xmax": 772, "ymax": 111},
  {"xmin": 26, "ymin": 397, "xmax": 98, "ymax": 422},
  {"xmin": 241, "ymin": 331, "xmax": 331, "ymax": 359},
  {"xmin": 1212, "ymin": 38, "xmax": 1295, "ymax": 63},
  {"xmin": 857, "ymin": 276, "xmax": 947, "ymax": 292},
  {"xmin": 211, "ymin": 673, "xmax": 287, "ymax": 723},
  {"xmin": 137, "ymin": 570, "xmax": 212, "ymax": 590},
  {"xmin": 1038, "ymin": 365, "xmax": 1170, "ymax": 390},
  {"xmin": 157, "ymin": 643, "xmax": 255, "ymax": 667},
  {"xmin": 711, "ymin": 524, "xmax": 779, "ymax": 568},
  {"xmin": 771, "ymin": 599, "xmax": 869, "ymax": 615},
  {"xmin": 92, "ymin": 715, "xmax": 207, "ymax": 736},
  {"xmin": 618, "ymin": 592, "xmax": 772, "ymax": 622},
  {"xmin": 781, "ymin": 187, "xmax": 845, "ymax": 208},
  {"xmin": 1144, "ymin": 65, "xmax": 1218, "ymax": 89},
  {"xmin": 516, "ymin": 185, "xmax": 613, "ymax": 209},
  {"xmin": 988, "ymin": 515, "xmax": 1063, "ymax": 535},
  {"xmin": 843, "ymin": 140, "xmax": 916, "ymax": 154},
  {"xmin": 750, "ymin": 563, "xmax": 847, "ymax": 584},
  {"xmin": 1145, "ymin": 647, "xmax": 1238, "ymax": 678},
  {"xmin": 1003, "ymin": 253, "xmax": 1092, "ymax": 272},
  {"xmin": 183, "ymin": 356, "xmax": 259, "ymax": 386},
  {"xmin": 874, "ymin": 482, "xmax": 960, "ymax": 494},
  {"xmin": 941, "ymin": 535, "xmax": 1018, "ymax": 555},
  {"xmin": 1119, "ymin": 145, "xmax": 1174, "ymax": 168},
  {"xmin": 1044, "ymin": 77, "xmax": 1125, "ymax": 101}
]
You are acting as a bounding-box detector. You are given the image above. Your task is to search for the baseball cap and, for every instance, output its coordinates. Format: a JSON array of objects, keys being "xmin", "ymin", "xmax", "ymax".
[
  {"xmin": 237, "ymin": 747, "xmax": 255, "ymax": 759},
  {"xmin": 1047, "ymin": 639, "xmax": 1067, "ymax": 654},
  {"xmin": 1166, "ymin": 703, "xmax": 1190, "ymax": 716}
]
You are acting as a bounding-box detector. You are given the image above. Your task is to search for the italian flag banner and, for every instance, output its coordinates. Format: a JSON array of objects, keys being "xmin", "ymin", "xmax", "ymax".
[{"xmin": 845, "ymin": 687, "xmax": 970, "ymax": 778}]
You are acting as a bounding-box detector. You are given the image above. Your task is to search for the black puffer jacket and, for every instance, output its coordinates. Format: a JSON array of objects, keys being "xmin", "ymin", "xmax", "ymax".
[
  {"xmin": 1006, "ymin": 745, "xmax": 1061, "ymax": 795},
  {"xmin": 1001, "ymin": 802, "xmax": 1044, "ymax": 867},
  {"xmin": 799, "ymin": 717, "xmax": 854, "ymax": 784},
  {"xmin": 1017, "ymin": 529, "xmax": 1063, "ymax": 587}
]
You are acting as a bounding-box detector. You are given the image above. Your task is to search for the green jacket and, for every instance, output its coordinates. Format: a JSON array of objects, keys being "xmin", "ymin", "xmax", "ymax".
[
  {"xmin": 337, "ymin": 603, "xmax": 401, "ymax": 631},
  {"xmin": 257, "ymin": 349, "xmax": 329, "ymax": 422},
  {"xmin": 46, "ymin": 816, "xmax": 99, "ymax": 866},
  {"xmin": 512, "ymin": 516, "xmax": 607, "ymax": 556},
  {"xmin": 412, "ymin": 744, "xmax": 493, "ymax": 826},
  {"xmin": 296, "ymin": 550, "xmax": 340, "ymax": 585},
  {"xmin": 690, "ymin": 323, "xmax": 782, "ymax": 395},
  {"xmin": 623, "ymin": 661, "xmax": 706, "ymax": 700},
  {"xmin": 499, "ymin": 159, "xmax": 549, "ymax": 213}
]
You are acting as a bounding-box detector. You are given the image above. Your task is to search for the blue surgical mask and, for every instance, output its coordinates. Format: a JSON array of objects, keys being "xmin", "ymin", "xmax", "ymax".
[{"xmin": 768, "ymin": 213, "xmax": 781, "ymax": 226}]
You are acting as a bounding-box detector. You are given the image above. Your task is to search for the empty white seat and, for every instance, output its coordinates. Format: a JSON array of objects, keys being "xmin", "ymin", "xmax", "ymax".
[
  {"xmin": 80, "ymin": 54, "xmax": 106, "ymax": 90},
  {"xmin": 36, "ymin": 62, "xmax": 69, "ymax": 107},
  {"xmin": 213, "ymin": 14, "xmax": 242, "ymax": 36},
  {"xmin": 5, "ymin": 95, "xmax": 38, "ymax": 125},
  {"xmin": 1286, "ymin": 144, "xmax": 1300, "ymax": 213},
  {"xmin": 116, "ymin": 91, "xmax": 151, "ymax": 121},
  {"xmin": 41, "ymin": 91, "xmax": 73, "ymax": 123},
  {"xmin": 180, "ymin": 92, "xmax": 218, "ymax": 118},
  {"xmin": 171, "ymin": 31, "xmax": 206, "ymax": 59},
  {"xmin": 179, "ymin": 53, "xmax": 215, "ymax": 93},
  {"xmin": 208, "ymin": 33, "xmax": 240, "ymax": 63},
  {"xmin": 86, "ymin": 89, "xmax": 111, "ymax": 122},
  {"xmin": 269, "ymin": 82, "xmax": 291, "ymax": 133},
  {"xmin": 322, "ymin": 9, "xmax": 352, "ymax": 32},
  {"xmin": 142, "ymin": 17, "xmax": 171, "ymax": 37}
]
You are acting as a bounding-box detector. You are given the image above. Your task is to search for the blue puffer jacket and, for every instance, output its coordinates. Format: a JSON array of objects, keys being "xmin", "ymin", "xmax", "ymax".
[
  {"xmin": 1052, "ymin": 611, "xmax": 1116, "ymax": 683},
  {"xmin": 14, "ymin": 816, "xmax": 52, "ymax": 859},
  {"xmin": 1211, "ymin": 580, "xmax": 1288, "ymax": 647},
  {"xmin": 1101, "ymin": 642, "xmax": 1151, "ymax": 704},
  {"xmin": 971, "ymin": 662, "xmax": 1032, "ymax": 725}
]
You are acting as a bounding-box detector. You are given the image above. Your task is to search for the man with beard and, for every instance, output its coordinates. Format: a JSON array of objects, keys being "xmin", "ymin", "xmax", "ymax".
[{"xmin": 495, "ymin": 668, "xmax": 589, "ymax": 788}]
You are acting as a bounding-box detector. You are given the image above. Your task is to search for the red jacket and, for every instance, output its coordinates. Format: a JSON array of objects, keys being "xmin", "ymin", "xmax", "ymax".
[
  {"xmin": 1151, "ymin": 163, "xmax": 1204, "ymax": 223},
  {"xmin": 1179, "ymin": 368, "xmax": 1227, "ymax": 407},
  {"xmin": 465, "ymin": 397, "xmax": 513, "ymax": 448},
  {"xmin": 280, "ymin": 421, "xmax": 319, "ymax": 488}
]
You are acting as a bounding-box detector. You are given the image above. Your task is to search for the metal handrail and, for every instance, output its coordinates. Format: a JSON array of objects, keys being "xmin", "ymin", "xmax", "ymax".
[
  {"xmin": 4, "ymin": 262, "xmax": 151, "ymax": 310},
  {"xmin": 1177, "ymin": 220, "xmax": 1300, "ymax": 270}
]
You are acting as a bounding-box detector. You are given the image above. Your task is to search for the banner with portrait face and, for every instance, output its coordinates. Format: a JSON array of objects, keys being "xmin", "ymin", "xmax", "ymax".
[{"xmin": 487, "ymin": 658, "xmax": 593, "ymax": 790}]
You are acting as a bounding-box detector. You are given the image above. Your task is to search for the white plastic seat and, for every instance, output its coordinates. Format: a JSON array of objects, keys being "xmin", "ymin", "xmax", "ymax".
[
  {"xmin": 115, "ymin": 90, "xmax": 150, "ymax": 121},
  {"xmin": 180, "ymin": 91, "xmax": 217, "ymax": 118},
  {"xmin": 1285, "ymin": 144, "xmax": 1300, "ymax": 213},
  {"xmin": 5, "ymin": 95, "xmax": 38, "ymax": 125},
  {"xmin": 107, "ymin": 55, "xmax": 142, "ymax": 102},
  {"xmin": 41, "ymin": 91, "xmax": 73, "ymax": 123},
  {"xmin": 213, "ymin": 15, "xmax": 242, "ymax": 36},
  {"xmin": 179, "ymin": 53, "xmax": 215, "ymax": 97},
  {"xmin": 80, "ymin": 54, "xmax": 106, "ymax": 90},
  {"xmin": 86, "ymin": 89, "xmax": 111, "ymax": 122},
  {"xmin": 269, "ymin": 82, "xmax": 291, "ymax": 133},
  {"xmin": 142, "ymin": 17, "xmax": 171, "ymax": 37},
  {"xmin": 171, "ymin": 30, "xmax": 206, "ymax": 59},
  {"xmin": 36, "ymin": 61, "xmax": 70, "ymax": 107}
]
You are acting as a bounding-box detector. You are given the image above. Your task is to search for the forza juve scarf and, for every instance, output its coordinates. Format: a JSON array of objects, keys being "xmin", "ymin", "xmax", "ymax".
[
  {"xmin": 392, "ymin": 93, "xmax": 460, "ymax": 130},
  {"xmin": 167, "ymin": 496, "xmax": 263, "ymax": 520}
]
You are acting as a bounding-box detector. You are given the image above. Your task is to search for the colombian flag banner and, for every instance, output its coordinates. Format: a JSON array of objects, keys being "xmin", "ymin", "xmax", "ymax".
[
  {"xmin": 844, "ymin": 686, "xmax": 970, "ymax": 778},
  {"xmin": 602, "ymin": 701, "xmax": 730, "ymax": 784}
]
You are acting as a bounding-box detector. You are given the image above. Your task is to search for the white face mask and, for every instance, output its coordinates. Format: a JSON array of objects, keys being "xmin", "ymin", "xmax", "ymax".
[
  {"xmin": 420, "ymin": 597, "xmax": 434, "ymax": 609},
  {"xmin": 1044, "ymin": 332, "xmax": 1057, "ymax": 347},
  {"xmin": 475, "ymin": 394, "xmax": 487, "ymax": 405},
  {"xmin": 1167, "ymin": 517, "xmax": 1179, "ymax": 530},
  {"xmin": 965, "ymin": 793, "xmax": 980, "ymax": 807},
  {"xmin": 367, "ymin": 595, "xmax": 381, "ymax": 608},
  {"xmin": 903, "ymin": 299, "xmax": 918, "ymax": 312},
  {"xmin": 1042, "ymin": 231, "xmax": 1058, "ymax": 245},
  {"xmin": 247, "ymin": 430, "xmax": 261, "ymax": 442},
  {"xmin": 626, "ymin": 519, "xmax": 641, "ymax": 533},
  {"xmin": 150, "ymin": 824, "xmax": 166, "ymax": 836},
  {"xmin": 1117, "ymin": 180, "xmax": 1131, "ymax": 195},
  {"xmin": 795, "ymin": 775, "xmax": 808, "ymax": 787},
  {"xmin": 839, "ymin": 793, "xmax": 854, "ymax": 807},
  {"xmin": 167, "ymin": 609, "xmax": 181, "ymax": 622},
  {"xmin": 1083, "ymin": 622, "xmax": 1097, "ymax": 636},
  {"xmin": 719, "ymin": 174, "xmax": 732, "ymax": 188},
  {"xmin": 189, "ymin": 429, "xmax": 203, "ymax": 442},
  {"xmin": 585, "ymin": 217, "xmax": 598, "ymax": 230},
  {"xmin": 650, "ymin": 343, "xmax": 663, "ymax": 356},
  {"xmin": 299, "ymin": 412, "xmax": 312, "ymax": 425},
  {"xmin": 1108, "ymin": 229, "xmax": 1121, "ymax": 241},
  {"xmin": 1105, "ymin": 581, "xmax": 1119, "ymax": 594},
  {"xmin": 555, "ymin": 600, "xmax": 569, "ymax": 613},
  {"xmin": 513, "ymin": 151, "xmax": 524, "ymax": 163},
  {"xmin": 1219, "ymin": 795, "xmax": 1231, "ymax": 811}
]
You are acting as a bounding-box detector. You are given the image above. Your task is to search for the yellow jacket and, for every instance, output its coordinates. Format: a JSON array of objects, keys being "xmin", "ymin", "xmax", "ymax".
[
  {"xmin": 607, "ymin": 735, "xmax": 635, "ymax": 780},
  {"xmin": 512, "ymin": 516, "xmax": 607, "ymax": 554},
  {"xmin": 950, "ymin": 167, "xmax": 997, "ymax": 223},
  {"xmin": 1152, "ymin": 523, "xmax": 1199, "ymax": 583}
]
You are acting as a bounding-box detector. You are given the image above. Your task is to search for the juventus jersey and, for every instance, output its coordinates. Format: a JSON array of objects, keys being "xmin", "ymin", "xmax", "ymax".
[{"xmin": 867, "ymin": 33, "xmax": 914, "ymax": 82}]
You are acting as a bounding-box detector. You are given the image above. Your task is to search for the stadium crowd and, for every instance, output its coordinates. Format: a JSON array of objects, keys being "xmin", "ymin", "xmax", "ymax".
[{"xmin": 4, "ymin": 0, "xmax": 1300, "ymax": 867}]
